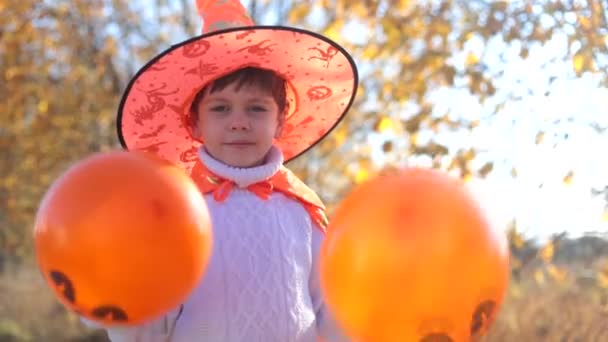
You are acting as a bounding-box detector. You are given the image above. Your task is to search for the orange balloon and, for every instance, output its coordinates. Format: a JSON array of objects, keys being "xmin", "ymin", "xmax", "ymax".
[
  {"xmin": 320, "ymin": 167, "xmax": 510, "ymax": 342},
  {"xmin": 34, "ymin": 151, "xmax": 213, "ymax": 326}
]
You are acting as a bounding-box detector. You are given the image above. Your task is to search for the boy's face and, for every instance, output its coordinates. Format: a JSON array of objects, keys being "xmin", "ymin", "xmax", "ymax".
[{"xmin": 193, "ymin": 82, "xmax": 284, "ymax": 168}]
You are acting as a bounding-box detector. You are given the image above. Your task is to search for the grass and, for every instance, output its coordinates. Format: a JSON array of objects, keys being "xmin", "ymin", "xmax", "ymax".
[{"xmin": 2, "ymin": 259, "xmax": 608, "ymax": 341}]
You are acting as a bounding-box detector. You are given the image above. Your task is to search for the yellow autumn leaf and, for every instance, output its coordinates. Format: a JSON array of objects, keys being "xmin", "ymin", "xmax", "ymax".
[
  {"xmin": 399, "ymin": 53, "xmax": 414, "ymax": 64},
  {"xmin": 354, "ymin": 168, "xmax": 369, "ymax": 184},
  {"xmin": 535, "ymin": 131, "xmax": 544, "ymax": 144},
  {"xmin": 429, "ymin": 120, "xmax": 440, "ymax": 133},
  {"xmin": 37, "ymin": 100, "xmax": 49, "ymax": 114},
  {"xmin": 375, "ymin": 117, "xmax": 394, "ymax": 133},
  {"xmin": 463, "ymin": 172, "xmax": 474, "ymax": 183},
  {"xmin": 465, "ymin": 52, "xmax": 479, "ymax": 66},
  {"xmin": 578, "ymin": 15, "xmax": 591, "ymax": 30},
  {"xmin": 508, "ymin": 228, "xmax": 525, "ymax": 249},
  {"xmin": 546, "ymin": 264, "xmax": 567, "ymax": 283},
  {"xmin": 397, "ymin": 0, "xmax": 411, "ymax": 12},
  {"xmin": 539, "ymin": 241, "xmax": 554, "ymax": 263},
  {"xmin": 350, "ymin": 3, "xmax": 369, "ymax": 17},
  {"xmin": 563, "ymin": 170, "xmax": 574, "ymax": 185},
  {"xmin": 3, "ymin": 175, "xmax": 18, "ymax": 189},
  {"xmin": 510, "ymin": 283, "xmax": 522, "ymax": 298},
  {"xmin": 334, "ymin": 126, "xmax": 347, "ymax": 147},
  {"xmin": 597, "ymin": 269, "xmax": 608, "ymax": 289},
  {"xmin": 534, "ymin": 269, "xmax": 545, "ymax": 285},
  {"xmin": 357, "ymin": 84, "xmax": 366, "ymax": 100},
  {"xmin": 362, "ymin": 44, "xmax": 380, "ymax": 59},
  {"xmin": 382, "ymin": 82, "xmax": 393, "ymax": 96},
  {"xmin": 103, "ymin": 37, "xmax": 118, "ymax": 54},
  {"xmin": 57, "ymin": 2, "xmax": 70, "ymax": 15},
  {"xmin": 323, "ymin": 19, "xmax": 344, "ymax": 41},
  {"xmin": 5, "ymin": 67, "xmax": 21, "ymax": 80},
  {"xmin": 288, "ymin": 3, "xmax": 310, "ymax": 23},
  {"xmin": 510, "ymin": 167, "xmax": 518, "ymax": 178},
  {"xmin": 409, "ymin": 132, "xmax": 419, "ymax": 145},
  {"xmin": 573, "ymin": 53, "xmax": 585, "ymax": 73}
]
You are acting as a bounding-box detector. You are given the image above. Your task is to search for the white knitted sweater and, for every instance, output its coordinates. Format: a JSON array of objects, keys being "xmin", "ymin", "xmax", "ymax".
[{"xmin": 85, "ymin": 146, "xmax": 349, "ymax": 342}]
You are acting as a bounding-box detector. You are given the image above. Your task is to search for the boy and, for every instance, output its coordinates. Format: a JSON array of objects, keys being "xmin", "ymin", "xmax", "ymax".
[{"xmin": 87, "ymin": 0, "xmax": 359, "ymax": 341}]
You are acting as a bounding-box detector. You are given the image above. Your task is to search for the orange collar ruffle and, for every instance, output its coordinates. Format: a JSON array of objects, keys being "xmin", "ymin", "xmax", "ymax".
[{"xmin": 190, "ymin": 160, "xmax": 328, "ymax": 233}]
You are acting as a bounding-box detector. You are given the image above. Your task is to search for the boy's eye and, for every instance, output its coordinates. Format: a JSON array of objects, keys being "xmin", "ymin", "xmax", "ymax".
[
  {"xmin": 250, "ymin": 106, "xmax": 267, "ymax": 112},
  {"xmin": 210, "ymin": 105, "xmax": 229, "ymax": 112}
]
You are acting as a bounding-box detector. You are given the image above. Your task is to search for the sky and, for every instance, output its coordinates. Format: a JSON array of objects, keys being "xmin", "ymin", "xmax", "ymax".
[
  {"xmin": 364, "ymin": 30, "xmax": 608, "ymax": 242},
  {"xmin": 257, "ymin": 1, "xmax": 608, "ymax": 242},
  {"xmin": 411, "ymin": 32, "xmax": 608, "ymax": 242},
  {"xmin": 167, "ymin": 0, "xmax": 608, "ymax": 242}
]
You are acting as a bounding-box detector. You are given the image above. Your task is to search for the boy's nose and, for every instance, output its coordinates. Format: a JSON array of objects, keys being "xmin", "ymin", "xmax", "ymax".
[{"xmin": 229, "ymin": 117, "xmax": 250, "ymax": 131}]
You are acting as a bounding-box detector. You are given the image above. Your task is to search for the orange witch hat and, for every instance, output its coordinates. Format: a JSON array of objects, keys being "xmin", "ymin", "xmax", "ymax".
[{"xmin": 117, "ymin": 0, "xmax": 359, "ymax": 172}]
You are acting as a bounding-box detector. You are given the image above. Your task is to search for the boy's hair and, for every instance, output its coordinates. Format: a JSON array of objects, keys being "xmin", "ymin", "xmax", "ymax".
[{"xmin": 190, "ymin": 67, "xmax": 287, "ymax": 124}]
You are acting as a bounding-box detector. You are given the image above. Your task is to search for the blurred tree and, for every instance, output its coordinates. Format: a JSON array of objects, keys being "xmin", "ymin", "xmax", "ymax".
[
  {"xmin": 284, "ymin": 0, "xmax": 608, "ymax": 206},
  {"xmin": 0, "ymin": 0, "xmax": 197, "ymax": 264},
  {"xmin": 1, "ymin": 0, "xmax": 607, "ymax": 265}
]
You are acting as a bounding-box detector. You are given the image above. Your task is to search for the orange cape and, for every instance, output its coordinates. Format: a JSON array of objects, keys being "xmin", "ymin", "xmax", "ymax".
[{"xmin": 190, "ymin": 160, "xmax": 328, "ymax": 233}]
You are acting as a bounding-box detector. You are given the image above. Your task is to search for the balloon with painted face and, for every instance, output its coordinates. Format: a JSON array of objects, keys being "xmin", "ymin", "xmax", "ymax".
[
  {"xmin": 34, "ymin": 151, "xmax": 213, "ymax": 326},
  {"xmin": 320, "ymin": 167, "xmax": 510, "ymax": 342}
]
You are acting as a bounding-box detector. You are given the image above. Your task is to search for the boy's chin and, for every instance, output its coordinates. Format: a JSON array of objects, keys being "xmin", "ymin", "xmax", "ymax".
[{"xmin": 224, "ymin": 155, "xmax": 267, "ymax": 168}]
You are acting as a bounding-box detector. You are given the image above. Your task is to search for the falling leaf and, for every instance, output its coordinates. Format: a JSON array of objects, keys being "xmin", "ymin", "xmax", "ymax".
[
  {"xmin": 478, "ymin": 162, "xmax": 493, "ymax": 178},
  {"xmin": 535, "ymin": 131, "xmax": 545, "ymax": 144},
  {"xmin": 563, "ymin": 170, "xmax": 574, "ymax": 185},
  {"xmin": 510, "ymin": 167, "xmax": 518, "ymax": 178}
]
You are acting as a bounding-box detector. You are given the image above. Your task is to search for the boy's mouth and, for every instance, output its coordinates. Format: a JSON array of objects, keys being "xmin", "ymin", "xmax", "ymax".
[{"xmin": 223, "ymin": 141, "xmax": 255, "ymax": 146}]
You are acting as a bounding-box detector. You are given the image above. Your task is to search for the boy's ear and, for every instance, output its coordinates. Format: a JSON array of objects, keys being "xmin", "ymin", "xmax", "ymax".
[
  {"xmin": 191, "ymin": 113, "xmax": 203, "ymax": 140},
  {"xmin": 192, "ymin": 125, "xmax": 202, "ymax": 140},
  {"xmin": 274, "ymin": 111, "xmax": 286, "ymax": 138},
  {"xmin": 274, "ymin": 123, "xmax": 283, "ymax": 139}
]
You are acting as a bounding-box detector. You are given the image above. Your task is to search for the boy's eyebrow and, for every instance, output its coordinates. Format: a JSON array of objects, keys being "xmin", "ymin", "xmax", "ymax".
[
  {"xmin": 203, "ymin": 96, "xmax": 230, "ymax": 103},
  {"xmin": 247, "ymin": 97, "xmax": 274, "ymax": 104},
  {"xmin": 202, "ymin": 96, "xmax": 273, "ymax": 104}
]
